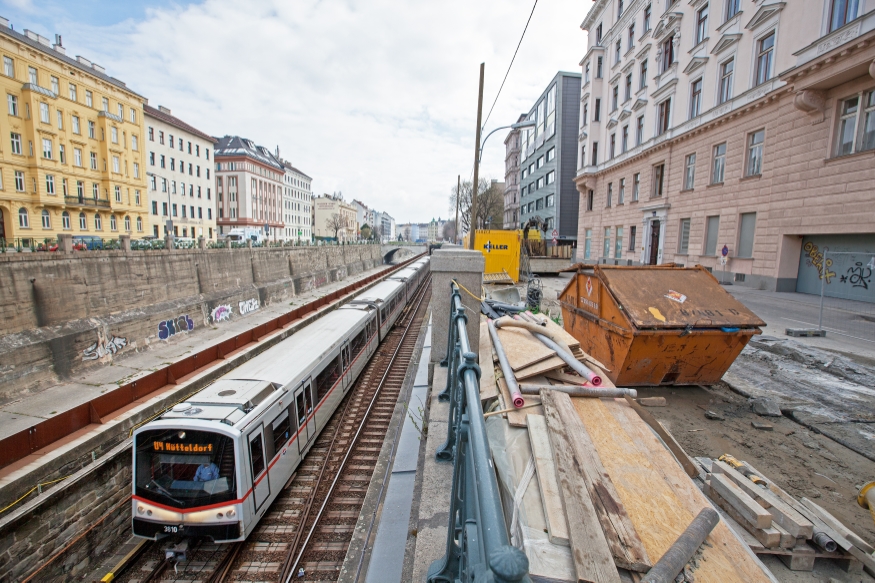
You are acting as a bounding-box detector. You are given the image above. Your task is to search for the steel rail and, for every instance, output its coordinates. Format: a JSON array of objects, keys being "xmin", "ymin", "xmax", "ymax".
[{"xmin": 282, "ymin": 275, "xmax": 432, "ymax": 583}]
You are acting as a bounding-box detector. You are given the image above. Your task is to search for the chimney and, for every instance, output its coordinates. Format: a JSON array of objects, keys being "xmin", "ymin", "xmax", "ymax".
[
  {"xmin": 158, "ymin": 105, "xmax": 171, "ymax": 114},
  {"xmin": 91, "ymin": 63, "xmax": 105, "ymax": 74},
  {"xmin": 53, "ymin": 33, "xmax": 65, "ymax": 53},
  {"xmin": 0, "ymin": 17, "xmax": 9, "ymax": 28},
  {"xmin": 76, "ymin": 56, "xmax": 92, "ymax": 67}
]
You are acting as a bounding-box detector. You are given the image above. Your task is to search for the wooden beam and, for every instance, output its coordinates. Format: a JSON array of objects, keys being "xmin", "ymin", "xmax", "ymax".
[
  {"xmin": 478, "ymin": 321, "xmax": 499, "ymax": 402},
  {"xmin": 704, "ymin": 480, "xmax": 781, "ymax": 548},
  {"xmin": 526, "ymin": 414, "xmax": 570, "ymax": 546},
  {"xmin": 541, "ymin": 390, "xmax": 623, "ymax": 583},
  {"xmin": 800, "ymin": 498, "xmax": 875, "ymax": 555},
  {"xmin": 709, "ymin": 473, "xmax": 773, "ymax": 529}
]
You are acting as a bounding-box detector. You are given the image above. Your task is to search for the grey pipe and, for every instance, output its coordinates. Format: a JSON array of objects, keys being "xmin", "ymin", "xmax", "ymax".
[
  {"xmin": 520, "ymin": 385, "xmax": 637, "ymax": 398},
  {"xmin": 641, "ymin": 508, "xmax": 720, "ymax": 583},
  {"xmin": 812, "ymin": 531, "xmax": 838, "ymax": 553},
  {"xmin": 487, "ymin": 321, "xmax": 525, "ymax": 408}
]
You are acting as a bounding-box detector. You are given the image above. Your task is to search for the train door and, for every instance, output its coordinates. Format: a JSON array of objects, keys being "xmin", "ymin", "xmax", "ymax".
[
  {"xmin": 247, "ymin": 426, "xmax": 270, "ymax": 512},
  {"xmin": 341, "ymin": 341, "xmax": 351, "ymax": 392},
  {"xmin": 294, "ymin": 378, "xmax": 315, "ymax": 454}
]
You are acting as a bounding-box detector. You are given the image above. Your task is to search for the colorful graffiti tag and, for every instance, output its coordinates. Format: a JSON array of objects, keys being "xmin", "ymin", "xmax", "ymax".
[
  {"xmin": 211, "ymin": 304, "xmax": 233, "ymax": 323},
  {"xmin": 239, "ymin": 298, "xmax": 260, "ymax": 315},
  {"xmin": 803, "ymin": 241, "xmax": 836, "ymax": 283},
  {"xmin": 83, "ymin": 335, "xmax": 128, "ymax": 361},
  {"xmin": 158, "ymin": 315, "xmax": 195, "ymax": 340}
]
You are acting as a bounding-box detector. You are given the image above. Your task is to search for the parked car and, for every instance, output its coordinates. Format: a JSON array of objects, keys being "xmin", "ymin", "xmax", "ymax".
[
  {"xmin": 173, "ymin": 237, "xmax": 196, "ymax": 249},
  {"xmin": 72, "ymin": 236, "xmax": 104, "ymax": 250}
]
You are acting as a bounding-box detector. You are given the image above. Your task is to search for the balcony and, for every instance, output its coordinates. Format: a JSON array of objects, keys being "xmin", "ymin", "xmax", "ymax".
[{"xmin": 65, "ymin": 195, "xmax": 111, "ymax": 208}]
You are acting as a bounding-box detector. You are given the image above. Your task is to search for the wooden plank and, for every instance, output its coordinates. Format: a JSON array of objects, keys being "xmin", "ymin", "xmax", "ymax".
[
  {"xmin": 770, "ymin": 522, "xmax": 797, "ymax": 549},
  {"xmin": 596, "ymin": 398, "xmax": 777, "ymax": 583},
  {"xmin": 526, "ymin": 414, "xmax": 570, "ymax": 547},
  {"xmin": 496, "ymin": 377, "xmax": 541, "ymax": 427},
  {"xmin": 777, "ymin": 543, "xmax": 816, "ymax": 571},
  {"xmin": 515, "ymin": 356, "xmax": 565, "ymax": 380},
  {"xmin": 800, "ymin": 498, "xmax": 875, "ymax": 555},
  {"xmin": 495, "ymin": 326, "xmax": 555, "ymax": 371},
  {"xmin": 709, "ymin": 473, "xmax": 773, "ymax": 529},
  {"xmin": 704, "ymin": 481, "xmax": 781, "ymax": 548},
  {"xmin": 478, "ymin": 321, "xmax": 499, "ymax": 402},
  {"xmin": 541, "ymin": 390, "xmax": 623, "ymax": 583},
  {"xmin": 545, "ymin": 371, "xmax": 589, "ymax": 386},
  {"xmin": 711, "ymin": 461, "xmax": 814, "ymax": 538},
  {"xmin": 622, "ymin": 395, "xmax": 700, "ymax": 478}
]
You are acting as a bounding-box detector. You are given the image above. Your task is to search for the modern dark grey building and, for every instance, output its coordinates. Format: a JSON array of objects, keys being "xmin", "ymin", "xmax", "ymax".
[{"xmin": 518, "ymin": 71, "xmax": 581, "ymax": 245}]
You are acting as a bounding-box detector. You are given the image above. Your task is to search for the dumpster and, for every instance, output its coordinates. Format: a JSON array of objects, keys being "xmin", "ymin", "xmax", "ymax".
[
  {"xmin": 472, "ymin": 229, "xmax": 522, "ymax": 283},
  {"xmin": 558, "ymin": 265, "xmax": 765, "ymax": 386}
]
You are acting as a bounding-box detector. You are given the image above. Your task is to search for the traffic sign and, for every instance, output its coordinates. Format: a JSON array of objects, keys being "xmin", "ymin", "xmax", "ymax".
[
  {"xmin": 552, "ymin": 229, "xmax": 558, "ymax": 238},
  {"xmin": 721, "ymin": 244, "xmax": 729, "ymax": 257}
]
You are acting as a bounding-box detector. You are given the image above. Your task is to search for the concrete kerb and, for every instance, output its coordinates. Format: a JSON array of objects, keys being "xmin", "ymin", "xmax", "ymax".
[{"xmin": 0, "ymin": 257, "xmax": 422, "ymax": 512}]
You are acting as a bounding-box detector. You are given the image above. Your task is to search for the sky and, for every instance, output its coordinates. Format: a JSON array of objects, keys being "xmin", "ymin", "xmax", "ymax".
[{"xmin": 0, "ymin": 0, "xmax": 591, "ymax": 224}]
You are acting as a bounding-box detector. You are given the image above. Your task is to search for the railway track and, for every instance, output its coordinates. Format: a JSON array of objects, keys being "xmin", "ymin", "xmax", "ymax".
[{"xmin": 117, "ymin": 275, "xmax": 431, "ymax": 583}]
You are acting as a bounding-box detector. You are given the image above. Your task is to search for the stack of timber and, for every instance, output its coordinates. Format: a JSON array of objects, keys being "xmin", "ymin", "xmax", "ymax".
[
  {"xmin": 700, "ymin": 458, "xmax": 875, "ymax": 575},
  {"xmin": 478, "ymin": 315, "xmax": 776, "ymax": 582}
]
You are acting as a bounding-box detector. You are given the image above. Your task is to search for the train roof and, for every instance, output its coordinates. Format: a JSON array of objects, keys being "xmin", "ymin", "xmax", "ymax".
[
  {"xmin": 389, "ymin": 268, "xmax": 418, "ymax": 280},
  {"xmin": 349, "ymin": 279, "xmax": 404, "ymax": 304}
]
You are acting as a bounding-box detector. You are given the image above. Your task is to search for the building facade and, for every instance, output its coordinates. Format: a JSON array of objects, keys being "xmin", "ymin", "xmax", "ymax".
[
  {"xmin": 0, "ymin": 22, "xmax": 148, "ymax": 244},
  {"xmin": 279, "ymin": 158, "xmax": 312, "ymax": 242},
  {"xmin": 214, "ymin": 136, "xmax": 284, "ymax": 241},
  {"xmin": 575, "ymin": 0, "xmax": 875, "ymax": 298},
  {"xmin": 312, "ymin": 194, "xmax": 357, "ymax": 241},
  {"xmin": 144, "ymin": 104, "xmax": 217, "ymax": 240},
  {"xmin": 519, "ymin": 72, "xmax": 582, "ymax": 243},
  {"xmin": 503, "ymin": 114, "xmax": 525, "ymax": 228}
]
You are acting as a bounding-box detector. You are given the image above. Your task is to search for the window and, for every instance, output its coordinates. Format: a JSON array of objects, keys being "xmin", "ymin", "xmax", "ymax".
[
  {"xmin": 712, "ymin": 142, "xmax": 726, "ymax": 183},
  {"xmin": 159, "ymin": 131, "xmax": 164, "ymax": 145},
  {"xmin": 3, "ymin": 56, "xmax": 13, "ymax": 77},
  {"xmin": 636, "ymin": 115, "xmax": 644, "ymax": 145},
  {"xmin": 830, "ymin": 0, "xmax": 859, "ymax": 31},
  {"xmin": 652, "ymin": 163, "xmax": 665, "ymax": 197},
  {"xmin": 594, "ymin": 98, "xmax": 601, "ymax": 122},
  {"xmin": 615, "ymin": 39, "xmax": 622, "ymax": 64},
  {"xmin": 74, "ymin": 148, "xmax": 82, "ymax": 167},
  {"xmin": 657, "ymin": 98, "xmax": 671, "ymax": 135},
  {"xmin": 625, "ymin": 73, "xmax": 632, "ymax": 102},
  {"xmin": 592, "ymin": 142, "xmax": 599, "ymax": 165},
  {"xmin": 756, "ymin": 32, "xmax": 775, "ymax": 86},
  {"xmin": 132, "ymin": 135, "xmax": 138, "ymax": 151},
  {"xmin": 644, "ymin": 4, "xmax": 652, "ymax": 31},
  {"xmin": 612, "ymin": 85, "xmax": 619, "ymax": 111},
  {"xmin": 62, "ymin": 211, "xmax": 70, "ymax": 229},
  {"xmin": 719, "ymin": 59, "xmax": 734, "ymax": 104},
  {"xmin": 135, "ymin": 190, "xmax": 141, "ymax": 205},
  {"xmin": 546, "ymin": 84, "xmax": 556, "ymax": 136},
  {"xmin": 546, "ymin": 194, "xmax": 554, "ymax": 207},
  {"xmin": 62, "ymin": 178, "xmax": 68, "ymax": 196},
  {"xmin": 603, "ymin": 228, "xmax": 612, "ymax": 258},
  {"xmin": 737, "ymin": 212, "xmax": 756, "ymax": 258},
  {"xmin": 79, "ymin": 212, "xmax": 87, "ymax": 229},
  {"xmin": 596, "ymin": 23, "xmax": 603, "ymax": 44},
  {"xmin": 660, "ymin": 35, "xmax": 675, "ymax": 73},
  {"xmin": 679, "ymin": 219, "xmax": 691, "ymax": 253},
  {"xmin": 84, "ymin": 90, "xmax": 92, "ymax": 107},
  {"xmin": 90, "ymin": 152, "xmax": 97, "ymax": 170},
  {"xmin": 39, "ymin": 102, "xmax": 49, "ymax": 123},
  {"xmin": 28, "ymin": 66, "xmax": 37, "ymax": 85},
  {"xmin": 607, "ymin": 182, "xmax": 613, "ymax": 207},
  {"xmin": 134, "ymin": 162, "xmax": 140, "ymax": 178},
  {"xmin": 725, "ymin": 0, "xmax": 740, "ymax": 21},
  {"xmin": 11, "ymin": 133, "xmax": 22, "ymax": 155},
  {"xmin": 610, "ymin": 133, "xmax": 616, "ymax": 159},
  {"xmin": 101, "ymin": 97, "xmax": 109, "ymax": 112},
  {"xmin": 7, "ymin": 94, "xmax": 17, "ymax": 115},
  {"xmin": 57, "ymin": 109, "xmax": 63, "ymax": 129},
  {"xmin": 152, "ymin": 201, "xmax": 158, "ymax": 215},
  {"xmin": 596, "ymin": 56, "xmax": 603, "ymax": 78},
  {"xmin": 111, "ymin": 126, "xmax": 118, "ymax": 143},
  {"xmin": 684, "ymin": 153, "xmax": 696, "ymax": 189},
  {"xmin": 92, "ymin": 183, "xmax": 99, "ymax": 198},
  {"xmin": 537, "ymin": 155, "xmax": 544, "ymax": 169},
  {"xmin": 41, "ymin": 138, "xmax": 52, "ymax": 159},
  {"xmin": 124, "ymin": 215, "xmax": 131, "ymax": 231},
  {"xmin": 18, "ymin": 207, "xmax": 28, "ymax": 227},
  {"xmin": 587, "ymin": 189, "xmax": 594, "ymax": 211},
  {"xmin": 113, "ymin": 156, "xmax": 120, "ymax": 173},
  {"xmin": 88, "ymin": 120, "xmax": 95, "ymax": 139},
  {"xmin": 546, "ymin": 147, "xmax": 555, "ymax": 162},
  {"xmin": 76, "ymin": 181, "xmax": 84, "ymax": 200},
  {"xmin": 71, "ymin": 115, "xmax": 80, "ymax": 134},
  {"xmin": 690, "ymin": 78, "xmax": 703, "ymax": 118},
  {"xmin": 704, "ymin": 215, "xmax": 720, "ymax": 255},
  {"xmin": 137, "ymin": 216, "xmax": 143, "ymax": 231},
  {"xmin": 622, "ymin": 125, "xmax": 629, "ymax": 152},
  {"xmin": 95, "ymin": 213, "xmax": 102, "ymax": 230},
  {"xmin": 640, "ymin": 59, "xmax": 648, "ymax": 90},
  {"xmin": 615, "ymin": 227, "xmax": 624, "ymax": 258},
  {"xmin": 619, "ymin": 178, "xmax": 626, "ymax": 204},
  {"xmin": 149, "ymin": 152, "xmax": 155, "ymax": 166},
  {"xmin": 160, "ymin": 154, "xmax": 165, "ymax": 169},
  {"xmin": 117, "ymin": 103, "xmax": 123, "ymax": 118},
  {"xmin": 629, "ymin": 225, "xmax": 637, "ymax": 250},
  {"xmin": 584, "ymin": 229, "xmax": 592, "ymax": 259},
  {"xmin": 46, "ymin": 175, "xmax": 55, "ymax": 195},
  {"xmin": 618, "ymin": 0, "xmax": 624, "ymax": 16},
  {"xmin": 746, "ymin": 129, "xmax": 764, "ymax": 176},
  {"xmin": 628, "ymin": 23, "xmax": 635, "ymax": 49},
  {"xmin": 584, "ymin": 62, "xmax": 591, "ymax": 84},
  {"xmin": 837, "ymin": 91, "xmax": 875, "ymax": 155},
  {"xmin": 110, "ymin": 214, "xmax": 117, "ymax": 231},
  {"xmin": 632, "ymin": 173, "xmax": 640, "ymax": 201},
  {"xmin": 546, "ymin": 170, "xmax": 555, "ymax": 184},
  {"xmin": 148, "ymin": 127, "xmax": 154, "ymax": 141},
  {"xmin": 696, "ymin": 5, "xmax": 709, "ymax": 44}
]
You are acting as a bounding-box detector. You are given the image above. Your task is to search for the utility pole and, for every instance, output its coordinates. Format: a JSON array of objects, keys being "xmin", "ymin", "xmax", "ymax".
[
  {"xmin": 468, "ymin": 63, "xmax": 485, "ymax": 250},
  {"xmin": 454, "ymin": 174, "xmax": 460, "ymax": 245}
]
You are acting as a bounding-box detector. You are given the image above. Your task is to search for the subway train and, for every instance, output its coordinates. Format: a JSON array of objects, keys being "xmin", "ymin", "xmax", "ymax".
[{"xmin": 131, "ymin": 256, "xmax": 430, "ymax": 542}]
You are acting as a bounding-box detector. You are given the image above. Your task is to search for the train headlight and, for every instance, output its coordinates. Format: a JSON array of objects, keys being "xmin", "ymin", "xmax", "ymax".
[
  {"xmin": 226, "ymin": 508, "xmax": 236, "ymax": 518},
  {"xmin": 217, "ymin": 512, "xmax": 224, "ymax": 519},
  {"xmin": 137, "ymin": 506, "xmax": 145, "ymax": 514},
  {"xmin": 146, "ymin": 509, "xmax": 153, "ymax": 516}
]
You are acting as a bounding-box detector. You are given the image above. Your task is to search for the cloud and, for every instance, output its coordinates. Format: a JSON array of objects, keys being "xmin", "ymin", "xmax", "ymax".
[{"xmin": 36, "ymin": 0, "xmax": 588, "ymax": 223}]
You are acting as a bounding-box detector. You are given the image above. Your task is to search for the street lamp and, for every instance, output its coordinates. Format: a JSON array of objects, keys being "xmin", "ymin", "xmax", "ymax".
[{"xmin": 479, "ymin": 119, "xmax": 536, "ymax": 163}]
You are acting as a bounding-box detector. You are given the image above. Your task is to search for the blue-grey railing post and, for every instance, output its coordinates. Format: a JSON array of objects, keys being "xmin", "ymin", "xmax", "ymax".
[{"xmin": 428, "ymin": 283, "xmax": 530, "ymax": 583}]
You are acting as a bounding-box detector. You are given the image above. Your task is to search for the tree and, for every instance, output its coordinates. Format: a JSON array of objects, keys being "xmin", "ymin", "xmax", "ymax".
[
  {"xmin": 449, "ymin": 178, "xmax": 504, "ymax": 235},
  {"xmin": 326, "ymin": 213, "xmax": 346, "ymax": 240},
  {"xmin": 442, "ymin": 220, "xmax": 457, "ymax": 243},
  {"xmin": 360, "ymin": 223, "xmax": 372, "ymax": 241}
]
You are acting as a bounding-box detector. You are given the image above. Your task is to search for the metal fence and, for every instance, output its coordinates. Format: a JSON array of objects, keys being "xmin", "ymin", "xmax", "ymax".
[
  {"xmin": 815, "ymin": 250, "xmax": 875, "ymax": 342},
  {"xmin": 428, "ymin": 283, "xmax": 530, "ymax": 583},
  {"xmin": 0, "ymin": 236, "xmax": 375, "ymax": 253}
]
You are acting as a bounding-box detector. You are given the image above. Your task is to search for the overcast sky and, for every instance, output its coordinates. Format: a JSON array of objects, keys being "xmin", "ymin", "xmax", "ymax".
[{"xmin": 1, "ymin": 0, "xmax": 590, "ymax": 224}]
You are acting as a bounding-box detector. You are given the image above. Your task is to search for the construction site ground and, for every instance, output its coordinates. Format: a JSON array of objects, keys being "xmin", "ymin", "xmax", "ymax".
[{"xmin": 503, "ymin": 273, "xmax": 875, "ymax": 581}]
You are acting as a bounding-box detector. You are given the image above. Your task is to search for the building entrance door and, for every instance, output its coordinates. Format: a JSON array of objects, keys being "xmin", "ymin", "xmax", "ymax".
[
  {"xmin": 0, "ymin": 209, "xmax": 5, "ymax": 240},
  {"xmin": 648, "ymin": 220, "xmax": 660, "ymax": 265}
]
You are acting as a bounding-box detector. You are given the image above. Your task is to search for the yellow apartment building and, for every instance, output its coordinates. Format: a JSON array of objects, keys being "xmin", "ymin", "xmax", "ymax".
[{"xmin": 0, "ymin": 20, "xmax": 148, "ymax": 246}]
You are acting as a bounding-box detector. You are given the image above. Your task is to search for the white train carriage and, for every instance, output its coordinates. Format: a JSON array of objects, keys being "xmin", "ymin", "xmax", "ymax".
[
  {"xmin": 346, "ymin": 279, "xmax": 407, "ymax": 341},
  {"xmin": 388, "ymin": 267, "xmax": 423, "ymax": 298},
  {"xmin": 131, "ymin": 304, "xmax": 379, "ymax": 542}
]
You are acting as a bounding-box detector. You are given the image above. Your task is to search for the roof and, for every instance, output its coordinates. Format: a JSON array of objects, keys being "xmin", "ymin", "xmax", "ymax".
[
  {"xmin": 0, "ymin": 24, "xmax": 144, "ymax": 99},
  {"xmin": 214, "ymin": 135, "xmax": 285, "ymax": 171},
  {"xmin": 143, "ymin": 104, "xmax": 217, "ymax": 144},
  {"xmin": 279, "ymin": 159, "xmax": 312, "ymax": 180}
]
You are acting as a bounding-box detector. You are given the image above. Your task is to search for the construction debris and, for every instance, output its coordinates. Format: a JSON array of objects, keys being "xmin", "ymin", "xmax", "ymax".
[
  {"xmin": 750, "ymin": 397, "xmax": 782, "ymax": 417},
  {"xmin": 639, "ymin": 397, "xmax": 667, "ymax": 407}
]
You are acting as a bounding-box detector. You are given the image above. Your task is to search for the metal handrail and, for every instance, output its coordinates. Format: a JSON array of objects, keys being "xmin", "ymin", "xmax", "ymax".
[{"xmin": 428, "ymin": 283, "xmax": 530, "ymax": 583}]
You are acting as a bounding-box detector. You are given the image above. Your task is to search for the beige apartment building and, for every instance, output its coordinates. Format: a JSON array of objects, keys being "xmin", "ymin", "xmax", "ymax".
[
  {"xmin": 312, "ymin": 195, "xmax": 357, "ymax": 241},
  {"xmin": 576, "ymin": 0, "xmax": 875, "ymax": 300}
]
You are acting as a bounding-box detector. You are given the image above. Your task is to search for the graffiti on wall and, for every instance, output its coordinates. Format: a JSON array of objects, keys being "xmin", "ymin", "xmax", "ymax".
[
  {"xmin": 239, "ymin": 298, "xmax": 260, "ymax": 315},
  {"xmin": 159, "ymin": 315, "xmax": 195, "ymax": 340},
  {"xmin": 211, "ymin": 304, "xmax": 233, "ymax": 323},
  {"xmin": 83, "ymin": 335, "xmax": 128, "ymax": 361},
  {"xmin": 840, "ymin": 261, "xmax": 873, "ymax": 290},
  {"xmin": 803, "ymin": 242, "xmax": 836, "ymax": 283}
]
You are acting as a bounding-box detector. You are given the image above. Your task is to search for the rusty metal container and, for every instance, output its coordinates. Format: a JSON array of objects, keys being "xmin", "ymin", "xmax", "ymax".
[{"xmin": 558, "ymin": 265, "xmax": 765, "ymax": 386}]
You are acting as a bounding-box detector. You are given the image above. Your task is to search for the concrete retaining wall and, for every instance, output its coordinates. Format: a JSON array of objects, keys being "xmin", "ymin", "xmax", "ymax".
[{"xmin": 0, "ymin": 245, "xmax": 382, "ymax": 402}]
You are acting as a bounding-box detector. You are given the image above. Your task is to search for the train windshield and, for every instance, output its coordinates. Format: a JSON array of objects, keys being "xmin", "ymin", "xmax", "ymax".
[{"xmin": 135, "ymin": 429, "xmax": 237, "ymax": 509}]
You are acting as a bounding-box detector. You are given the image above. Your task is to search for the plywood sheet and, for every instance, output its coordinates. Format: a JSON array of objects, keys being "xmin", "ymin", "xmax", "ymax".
[
  {"xmin": 496, "ymin": 377, "xmax": 541, "ymax": 427},
  {"xmin": 495, "ymin": 326, "xmax": 555, "ymax": 371},
  {"xmin": 478, "ymin": 321, "xmax": 499, "ymax": 402},
  {"xmin": 514, "ymin": 356, "xmax": 565, "ymax": 380},
  {"xmin": 583, "ymin": 397, "xmax": 776, "ymax": 583},
  {"xmin": 526, "ymin": 414, "xmax": 570, "ymax": 547}
]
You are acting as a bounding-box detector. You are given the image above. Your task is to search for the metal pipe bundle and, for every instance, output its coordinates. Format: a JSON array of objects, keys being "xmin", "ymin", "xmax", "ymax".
[
  {"xmin": 487, "ymin": 320, "xmax": 525, "ymax": 408},
  {"xmin": 520, "ymin": 385, "xmax": 637, "ymax": 398}
]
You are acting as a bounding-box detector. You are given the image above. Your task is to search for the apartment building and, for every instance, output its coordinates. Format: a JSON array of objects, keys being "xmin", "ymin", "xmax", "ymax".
[
  {"xmin": 214, "ymin": 136, "xmax": 284, "ymax": 241},
  {"xmin": 279, "ymin": 158, "xmax": 312, "ymax": 242},
  {"xmin": 519, "ymin": 72, "xmax": 582, "ymax": 243},
  {"xmin": 144, "ymin": 104, "xmax": 217, "ymax": 240},
  {"xmin": 0, "ymin": 20, "xmax": 148, "ymax": 244},
  {"xmin": 503, "ymin": 114, "xmax": 525, "ymax": 228},
  {"xmin": 576, "ymin": 0, "xmax": 875, "ymax": 300},
  {"xmin": 312, "ymin": 194, "xmax": 357, "ymax": 241}
]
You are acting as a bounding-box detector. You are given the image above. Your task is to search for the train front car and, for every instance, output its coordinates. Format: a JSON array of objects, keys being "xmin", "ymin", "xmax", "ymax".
[{"xmin": 132, "ymin": 420, "xmax": 244, "ymax": 541}]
